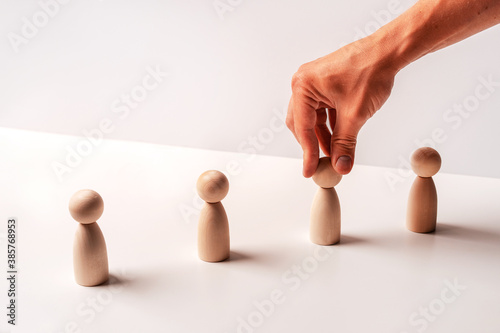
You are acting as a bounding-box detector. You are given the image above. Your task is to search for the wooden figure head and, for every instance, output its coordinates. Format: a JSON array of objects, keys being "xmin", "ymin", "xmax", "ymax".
[
  {"xmin": 411, "ymin": 147, "xmax": 441, "ymax": 178},
  {"xmin": 197, "ymin": 170, "xmax": 229, "ymax": 203},
  {"xmin": 312, "ymin": 157, "xmax": 342, "ymax": 189},
  {"xmin": 69, "ymin": 189, "xmax": 104, "ymax": 224}
]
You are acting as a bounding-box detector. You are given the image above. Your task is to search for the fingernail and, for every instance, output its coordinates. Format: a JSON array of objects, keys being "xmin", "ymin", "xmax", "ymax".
[{"xmin": 336, "ymin": 156, "xmax": 352, "ymax": 173}]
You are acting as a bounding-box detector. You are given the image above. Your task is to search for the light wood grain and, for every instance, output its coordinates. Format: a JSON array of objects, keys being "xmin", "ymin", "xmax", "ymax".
[
  {"xmin": 310, "ymin": 187, "xmax": 341, "ymax": 245},
  {"xmin": 312, "ymin": 157, "xmax": 342, "ymax": 189},
  {"xmin": 196, "ymin": 170, "xmax": 229, "ymax": 203},
  {"xmin": 410, "ymin": 147, "xmax": 441, "ymax": 178},
  {"xmin": 406, "ymin": 176, "xmax": 438, "ymax": 233},
  {"xmin": 73, "ymin": 222, "xmax": 109, "ymax": 286},
  {"xmin": 69, "ymin": 189, "xmax": 109, "ymax": 286},
  {"xmin": 69, "ymin": 189, "xmax": 104, "ymax": 224},
  {"xmin": 198, "ymin": 202, "xmax": 230, "ymax": 262}
]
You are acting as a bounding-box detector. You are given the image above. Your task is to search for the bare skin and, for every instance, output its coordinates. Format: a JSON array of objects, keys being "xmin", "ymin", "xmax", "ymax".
[{"xmin": 287, "ymin": 0, "xmax": 500, "ymax": 178}]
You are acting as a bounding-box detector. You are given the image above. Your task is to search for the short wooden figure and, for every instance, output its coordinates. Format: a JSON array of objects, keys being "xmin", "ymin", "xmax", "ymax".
[
  {"xmin": 69, "ymin": 189, "xmax": 109, "ymax": 286},
  {"xmin": 310, "ymin": 157, "xmax": 342, "ymax": 245},
  {"xmin": 197, "ymin": 170, "xmax": 230, "ymax": 262},
  {"xmin": 406, "ymin": 147, "xmax": 441, "ymax": 233}
]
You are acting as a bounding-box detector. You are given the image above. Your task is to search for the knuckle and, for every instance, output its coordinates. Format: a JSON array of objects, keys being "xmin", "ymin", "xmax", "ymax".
[
  {"xmin": 291, "ymin": 67, "xmax": 312, "ymax": 91},
  {"xmin": 332, "ymin": 136, "xmax": 357, "ymax": 151},
  {"xmin": 291, "ymin": 72, "xmax": 303, "ymax": 90}
]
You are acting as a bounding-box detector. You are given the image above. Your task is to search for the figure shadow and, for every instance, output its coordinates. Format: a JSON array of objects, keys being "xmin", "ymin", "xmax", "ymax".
[
  {"xmin": 226, "ymin": 251, "xmax": 255, "ymax": 262},
  {"xmin": 97, "ymin": 273, "xmax": 133, "ymax": 288},
  {"xmin": 338, "ymin": 235, "xmax": 369, "ymax": 246},
  {"xmin": 220, "ymin": 250, "xmax": 292, "ymax": 268},
  {"xmin": 436, "ymin": 222, "xmax": 500, "ymax": 243}
]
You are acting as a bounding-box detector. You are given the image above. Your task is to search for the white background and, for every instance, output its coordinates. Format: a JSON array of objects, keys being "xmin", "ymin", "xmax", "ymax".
[
  {"xmin": 1, "ymin": 0, "xmax": 500, "ymax": 178},
  {"xmin": 1, "ymin": 128, "xmax": 499, "ymax": 332}
]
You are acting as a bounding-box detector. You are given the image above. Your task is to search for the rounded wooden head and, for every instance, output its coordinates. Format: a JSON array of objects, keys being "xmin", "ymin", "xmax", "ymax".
[
  {"xmin": 312, "ymin": 157, "xmax": 342, "ymax": 188},
  {"xmin": 411, "ymin": 147, "xmax": 441, "ymax": 177},
  {"xmin": 69, "ymin": 189, "xmax": 104, "ymax": 224},
  {"xmin": 197, "ymin": 170, "xmax": 229, "ymax": 203}
]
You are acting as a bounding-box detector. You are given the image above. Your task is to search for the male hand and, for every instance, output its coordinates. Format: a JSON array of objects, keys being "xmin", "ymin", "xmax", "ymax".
[{"xmin": 286, "ymin": 37, "xmax": 398, "ymax": 177}]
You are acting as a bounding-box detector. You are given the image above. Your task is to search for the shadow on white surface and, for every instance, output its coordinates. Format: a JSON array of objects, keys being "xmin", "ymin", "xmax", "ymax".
[
  {"xmin": 226, "ymin": 251, "xmax": 254, "ymax": 262},
  {"xmin": 436, "ymin": 223, "xmax": 500, "ymax": 243},
  {"xmin": 99, "ymin": 274, "xmax": 131, "ymax": 288},
  {"xmin": 220, "ymin": 249, "xmax": 298, "ymax": 268},
  {"xmin": 338, "ymin": 234, "xmax": 369, "ymax": 246}
]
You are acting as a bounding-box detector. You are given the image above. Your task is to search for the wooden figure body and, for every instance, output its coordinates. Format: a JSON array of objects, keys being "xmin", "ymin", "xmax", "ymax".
[
  {"xmin": 73, "ymin": 222, "xmax": 109, "ymax": 286},
  {"xmin": 69, "ymin": 189, "xmax": 109, "ymax": 286},
  {"xmin": 197, "ymin": 170, "xmax": 230, "ymax": 262},
  {"xmin": 310, "ymin": 157, "xmax": 342, "ymax": 245},
  {"xmin": 406, "ymin": 147, "xmax": 441, "ymax": 233}
]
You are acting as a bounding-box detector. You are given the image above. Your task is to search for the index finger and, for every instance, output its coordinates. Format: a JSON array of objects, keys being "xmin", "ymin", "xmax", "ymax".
[{"xmin": 292, "ymin": 92, "xmax": 320, "ymax": 178}]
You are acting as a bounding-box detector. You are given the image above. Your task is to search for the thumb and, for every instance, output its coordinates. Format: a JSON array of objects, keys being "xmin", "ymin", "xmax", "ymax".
[{"xmin": 330, "ymin": 112, "xmax": 362, "ymax": 175}]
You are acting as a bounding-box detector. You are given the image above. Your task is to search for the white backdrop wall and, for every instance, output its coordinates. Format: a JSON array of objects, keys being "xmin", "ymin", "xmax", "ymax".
[{"xmin": 1, "ymin": 0, "xmax": 500, "ymax": 181}]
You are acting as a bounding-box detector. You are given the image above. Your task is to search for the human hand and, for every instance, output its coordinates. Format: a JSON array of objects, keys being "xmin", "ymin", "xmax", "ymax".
[{"xmin": 286, "ymin": 36, "xmax": 398, "ymax": 177}]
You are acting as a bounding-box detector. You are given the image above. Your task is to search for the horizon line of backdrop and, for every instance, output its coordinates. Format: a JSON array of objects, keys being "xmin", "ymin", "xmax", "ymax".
[{"xmin": 1, "ymin": 0, "xmax": 500, "ymax": 180}]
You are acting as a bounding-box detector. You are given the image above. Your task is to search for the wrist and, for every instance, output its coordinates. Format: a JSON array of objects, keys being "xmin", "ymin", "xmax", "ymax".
[{"xmin": 367, "ymin": 22, "xmax": 423, "ymax": 75}]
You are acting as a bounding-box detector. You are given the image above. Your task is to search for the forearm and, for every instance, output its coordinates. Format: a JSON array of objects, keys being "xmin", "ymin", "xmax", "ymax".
[{"xmin": 373, "ymin": 0, "xmax": 500, "ymax": 71}]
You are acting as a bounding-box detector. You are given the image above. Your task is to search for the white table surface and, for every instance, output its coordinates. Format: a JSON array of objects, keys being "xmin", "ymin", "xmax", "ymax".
[{"xmin": 1, "ymin": 127, "xmax": 499, "ymax": 333}]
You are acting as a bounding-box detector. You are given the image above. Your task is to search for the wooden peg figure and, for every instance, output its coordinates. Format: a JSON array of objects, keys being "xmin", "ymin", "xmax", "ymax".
[
  {"xmin": 197, "ymin": 170, "xmax": 230, "ymax": 262},
  {"xmin": 69, "ymin": 189, "xmax": 109, "ymax": 286},
  {"xmin": 310, "ymin": 157, "xmax": 343, "ymax": 245},
  {"xmin": 406, "ymin": 147, "xmax": 441, "ymax": 233}
]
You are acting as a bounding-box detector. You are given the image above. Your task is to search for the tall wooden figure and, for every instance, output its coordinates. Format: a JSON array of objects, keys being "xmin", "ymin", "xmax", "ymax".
[
  {"xmin": 406, "ymin": 147, "xmax": 441, "ymax": 233},
  {"xmin": 69, "ymin": 189, "xmax": 109, "ymax": 286},
  {"xmin": 197, "ymin": 170, "xmax": 230, "ymax": 262},
  {"xmin": 310, "ymin": 157, "xmax": 343, "ymax": 245}
]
